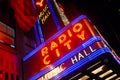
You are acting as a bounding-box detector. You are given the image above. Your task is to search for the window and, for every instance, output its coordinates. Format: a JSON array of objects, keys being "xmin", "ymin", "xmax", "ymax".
[
  {"xmin": 16, "ymin": 75, "xmax": 19, "ymax": 80},
  {"xmin": 0, "ymin": 58, "xmax": 3, "ymax": 66},
  {"xmin": 5, "ymin": 72, "xmax": 8, "ymax": 80},
  {"xmin": 11, "ymin": 74, "xmax": 14, "ymax": 80},
  {"xmin": 0, "ymin": 71, "xmax": 3, "ymax": 80}
]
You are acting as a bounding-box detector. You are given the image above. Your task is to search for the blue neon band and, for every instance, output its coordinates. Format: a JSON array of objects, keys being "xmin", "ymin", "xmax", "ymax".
[
  {"xmin": 32, "ymin": 0, "xmax": 45, "ymax": 43},
  {"xmin": 46, "ymin": 0, "xmax": 61, "ymax": 30},
  {"xmin": 51, "ymin": 48, "xmax": 112, "ymax": 80},
  {"xmin": 23, "ymin": 15, "xmax": 89, "ymax": 61},
  {"xmin": 37, "ymin": 20, "xmax": 45, "ymax": 43},
  {"xmin": 29, "ymin": 36, "xmax": 101, "ymax": 80}
]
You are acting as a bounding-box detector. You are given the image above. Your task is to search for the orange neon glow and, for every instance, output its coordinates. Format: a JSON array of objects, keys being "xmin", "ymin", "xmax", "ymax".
[
  {"xmin": 41, "ymin": 47, "xmax": 48, "ymax": 56},
  {"xmin": 73, "ymin": 23, "xmax": 82, "ymax": 32},
  {"xmin": 36, "ymin": 0, "xmax": 44, "ymax": 7},
  {"xmin": 43, "ymin": 55, "xmax": 50, "ymax": 65},
  {"xmin": 37, "ymin": 63, "xmax": 66, "ymax": 80},
  {"xmin": 50, "ymin": 41, "xmax": 58, "ymax": 51},
  {"xmin": 38, "ymin": 20, "xmax": 94, "ymax": 66},
  {"xmin": 55, "ymin": 49, "xmax": 60, "ymax": 57},
  {"xmin": 64, "ymin": 40, "xmax": 72, "ymax": 50},
  {"xmin": 83, "ymin": 19, "xmax": 96, "ymax": 36},
  {"xmin": 97, "ymin": 42, "xmax": 103, "ymax": 48},
  {"xmin": 67, "ymin": 30, "xmax": 72, "ymax": 37},
  {"xmin": 77, "ymin": 31, "xmax": 85, "ymax": 40},
  {"xmin": 58, "ymin": 34, "xmax": 66, "ymax": 44}
]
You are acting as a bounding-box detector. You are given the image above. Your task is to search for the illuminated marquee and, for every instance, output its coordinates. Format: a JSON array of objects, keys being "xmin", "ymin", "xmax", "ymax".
[
  {"xmin": 37, "ymin": 40, "xmax": 103, "ymax": 80},
  {"xmin": 36, "ymin": 19, "xmax": 94, "ymax": 68},
  {"xmin": 23, "ymin": 15, "xmax": 99, "ymax": 80},
  {"xmin": 37, "ymin": 63, "xmax": 66, "ymax": 80},
  {"xmin": 41, "ymin": 22, "xmax": 86, "ymax": 65}
]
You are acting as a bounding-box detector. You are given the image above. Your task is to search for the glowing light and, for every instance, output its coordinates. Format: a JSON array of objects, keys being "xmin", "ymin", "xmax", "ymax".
[
  {"xmin": 37, "ymin": 63, "xmax": 66, "ymax": 80},
  {"xmin": 36, "ymin": 0, "xmax": 44, "ymax": 7},
  {"xmin": 40, "ymin": 21, "xmax": 87, "ymax": 65},
  {"xmin": 43, "ymin": 55, "xmax": 50, "ymax": 65},
  {"xmin": 73, "ymin": 23, "xmax": 85, "ymax": 40},
  {"xmin": 67, "ymin": 30, "xmax": 72, "ymax": 37},
  {"xmin": 58, "ymin": 34, "xmax": 66, "ymax": 44},
  {"xmin": 41, "ymin": 47, "xmax": 48, "ymax": 56},
  {"xmin": 77, "ymin": 31, "xmax": 85, "ymax": 40},
  {"xmin": 64, "ymin": 40, "xmax": 72, "ymax": 50},
  {"xmin": 50, "ymin": 41, "xmax": 58, "ymax": 50},
  {"xmin": 73, "ymin": 23, "xmax": 82, "ymax": 32},
  {"xmin": 55, "ymin": 49, "xmax": 60, "ymax": 57}
]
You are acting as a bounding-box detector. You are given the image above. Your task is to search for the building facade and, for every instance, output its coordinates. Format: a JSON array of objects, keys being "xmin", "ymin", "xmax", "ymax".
[{"xmin": 0, "ymin": 0, "xmax": 120, "ymax": 80}]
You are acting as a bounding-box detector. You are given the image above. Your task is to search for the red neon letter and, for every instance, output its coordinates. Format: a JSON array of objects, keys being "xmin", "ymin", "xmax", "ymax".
[
  {"xmin": 64, "ymin": 40, "xmax": 72, "ymax": 50},
  {"xmin": 41, "ymin": 47, "xmax": 48, "ymax": 56},
  {"xmin": 43, "ymin": 55, "xmax": 50, "ymax": 65},
  {"xmin": 58, "ymin": 34, "xmax": 66, "ymax": 44},
  {"xmin": 50, "ymin": 41, "xmax": 58, "ymax": 51},
  {"xmin": 36, "ymin": 0, "xmax": 44, "ymax": 7}
]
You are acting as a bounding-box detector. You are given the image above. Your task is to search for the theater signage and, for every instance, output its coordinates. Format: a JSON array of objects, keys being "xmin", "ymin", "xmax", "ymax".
[{"xmin": 23, "ymin": 15, "xmax": 100, "ymax": 80}]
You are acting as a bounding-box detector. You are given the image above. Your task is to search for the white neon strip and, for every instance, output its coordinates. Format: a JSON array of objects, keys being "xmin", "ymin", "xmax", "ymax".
[
  {"xmin": 78, "ymin": 75, "xmax": 90, "ymax": 80},
  {"xmin": 87, "ymin": 61, "xmax": 101, "ymax": 70},
  {"xmin": 69, "ymin": 73, "xmax": 81, "ymax": 80},
  {"xmin": 105, "ymin": 74, "xmax": 117, "ymax": 80},
  {"xmin": 91, "ymin": 65, "xmax": 105, "ymax": 74},
  {"xmin": 99, "ymin": 70, "xmax": 113, "ymax": 78},
  {"xmin": 115, "ymin": 77, "xmax": 120, "ymax": 80}
]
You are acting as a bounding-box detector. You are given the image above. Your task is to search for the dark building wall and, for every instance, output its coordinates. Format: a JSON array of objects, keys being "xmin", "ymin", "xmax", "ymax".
[{"xmin": 16, "ymin": 26, "xmax": 37, "ymax": 58}]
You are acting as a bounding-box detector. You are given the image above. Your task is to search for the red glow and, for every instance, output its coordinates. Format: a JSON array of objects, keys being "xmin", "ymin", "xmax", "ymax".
[
  {"xmin": 23, "ymin": 19, "xmax": 98, "ymax": 79},
  {"xmin": 40, "ymin": 21, "xmax": 92, "ymax": 65},
  {"xmin": 0, "ymin": 74, "xmax": 3, "ymax": 79},
  {"xmin": 10, "ymin": 0, "xmax": 37, "ymax": 32}
]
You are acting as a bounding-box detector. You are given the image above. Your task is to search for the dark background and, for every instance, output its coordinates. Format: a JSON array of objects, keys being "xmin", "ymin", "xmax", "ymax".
[
  {"xmin": 0, "ymin": 0, "xmax": 120, "ymax": 56},
  {"xmin": 72, "ymin": 0, "xmax": 120, "ymax": 56}
]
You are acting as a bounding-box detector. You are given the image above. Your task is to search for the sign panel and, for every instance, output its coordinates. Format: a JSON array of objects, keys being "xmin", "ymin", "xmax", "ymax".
[
  {"xmin": 35, "ymin": 0, "xmax": 59, "ymax": 40},
  {"xmin": 37, "ymin": 41, "xmax": 104, "ymax": 80},
  {"xmin": 23, "ymin": 16, "xmax": 99, "ymax": 80}
]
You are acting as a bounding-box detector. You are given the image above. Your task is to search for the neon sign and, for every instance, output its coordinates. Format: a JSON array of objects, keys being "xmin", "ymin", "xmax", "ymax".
[
  {"xmin": 33, "ymin": 40, "xmax": 104, "ymax": 80},
  {"xmin": 41, "ymin": 22, "xmax": 86, "ymax": 65},
  {"xmin": 23, "ymin": 15, "xmax": 99, "ymax": 80},
  {"xmin": 29, "ymin": 18, "xmax": 94, "ymax": 69}
]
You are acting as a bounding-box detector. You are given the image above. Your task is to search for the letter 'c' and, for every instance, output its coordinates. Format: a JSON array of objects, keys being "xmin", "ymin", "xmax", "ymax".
[{"xmin": 43, "ymin": 55, "xmax": 50, "ymax": 65}]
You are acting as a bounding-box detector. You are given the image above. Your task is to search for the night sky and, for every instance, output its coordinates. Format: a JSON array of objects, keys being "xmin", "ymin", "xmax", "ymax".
[{"xmin": 72, "ymin": 0, "xmax": 120, "ymax": 56}]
